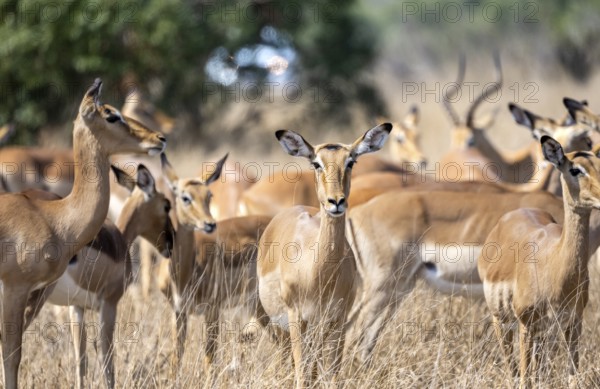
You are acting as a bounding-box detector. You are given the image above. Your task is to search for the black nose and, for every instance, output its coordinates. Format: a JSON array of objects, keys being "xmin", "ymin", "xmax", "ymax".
[
  {"xmin": 204, "ymin": 222, "xmax": 216, "ymax": 233},
  {"xmin": 158, "ymin": 135, "xmax": 167, "ymax": 142},
  {"xmin": 328, "ymin": 198, "xmax": 346, "ymax": 207}
]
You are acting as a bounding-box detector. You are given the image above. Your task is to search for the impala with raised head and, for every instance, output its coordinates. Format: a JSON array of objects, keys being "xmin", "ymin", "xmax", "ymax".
[
  {"xmin": 478, "ymin": 136, "xmax": 600, "ymax": 388},
  {"xmin": 0, "ymin": 79, "xmax": 165, "ymax": 389},
  {"xmin": 257, "ymin": 124, "xmax": 391, "ymax": 388}
]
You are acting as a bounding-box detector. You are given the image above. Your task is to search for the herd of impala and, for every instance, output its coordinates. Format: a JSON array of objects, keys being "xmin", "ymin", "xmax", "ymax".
[{"xmin": 2, "ymin": 59, "xmax": 600, "ymax": 389}]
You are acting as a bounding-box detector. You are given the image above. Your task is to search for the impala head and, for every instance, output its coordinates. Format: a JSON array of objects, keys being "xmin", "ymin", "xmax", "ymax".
[
  {"xmin": 276, "ymin": 124, "xmax": 392, "ymax": 217},
  {"xmin": 564, "ymin": 97, "xmax": 599, "ymax": 131},
  {"xmin": 510, "ymin": 103, "xmax": 592, "ymax": 152},
  {"xmin": 112, "ymin": 164, "xmax": 174, "ymax": 257},
  {"xmin": 161, "ymin": 153, "xmax": 228, "ymax": 233},
  {"xmin": 78, "ymin": 78, "xmax": 167, "ymax": 156},
  {"xmin": 381, "ymin": 105, "xmax": 427, "ymax": 167},
  {"xmin": 542, "ymin": 136, "xmax": 600, "ymax": 211},
  {"xmin": 443, "ymin": 54, "xmax": 502, "ymax": 150}
]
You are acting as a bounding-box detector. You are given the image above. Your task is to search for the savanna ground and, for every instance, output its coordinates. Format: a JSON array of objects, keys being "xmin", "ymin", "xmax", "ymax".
[{"xmin": 15, "ymin": 260, "xmax": 600, "ymax": 389}]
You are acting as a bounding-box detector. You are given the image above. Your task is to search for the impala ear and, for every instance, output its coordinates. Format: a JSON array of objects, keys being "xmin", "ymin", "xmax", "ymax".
[
  {"xmin": 161, "ymin": 153, "xmax": 179, "ymax": 193},
  {"xmin": 403, "ymin": 105, "xmax": 419, "ymax": 128},
  {"xmin": 509, "ymin": 103, "xmax": 535, "ymax": 129},
  {"xmin": 541, "ymin": 136, "xmax": 566, "ymax": 168},
  {"xmin": 352, "ymin": 123, "xmax": 392, "ymax": 156},
  {"xmin": 276, "ymin": 130, "xmax": 315, "ymax": 159},
  {"xmin": 204, "ymin": 153, "xmax": 229, "ymax": 185},
  {"xmin": 80, "ymin": 78, "xmax": 102, "ymax": 119},
  {"xmin": 111, "ymin": 165, "xmax": 135, "ymax": 192},
  {"xmin": 136, "ymin": 164, "xmax": 156, "ymax": 196}
]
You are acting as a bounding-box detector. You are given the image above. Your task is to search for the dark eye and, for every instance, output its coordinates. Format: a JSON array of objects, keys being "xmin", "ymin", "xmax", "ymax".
[
  {"xmin": 570, "ymin": 168, "xmax": 582, "ymax": 177},
  {"xmin": 181, "ymin": 195, "xmax": 192, "ymax": 205},
  {"xmin": 311, "ymin": 162, "xmax": 321, "ymax": 170},
  {"xmin": 104, "ymin": 108, "xmax": 111, "ymax": 114},
  {"xmin": 347, "ymin": 160, "xmax": 356, "ymax": 169}
]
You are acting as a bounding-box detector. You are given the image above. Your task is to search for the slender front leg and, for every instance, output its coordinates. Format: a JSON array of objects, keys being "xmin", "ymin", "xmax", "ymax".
[
  {"xmin": 171, "ymin": 308, "xmax": 188, "ymax": 377},
  {"xmin": 322, "ymin": 318, "xmax": 346, "ymax": 384},
  {"xmin": 99, "ymin": 300, "xmax": 117, "ymax": 389},
  {"xmin": 204, "ymin": 308, "xmax": 219, "ymax": 371},
  {"xmin": 288, "ymin": 308, "xmax": 306, "ymax": 389},
  {"xmin": 565, "ymin": 320, "xmax": 582, "ymax": 388},
  {"xmin": 2, "ymin": 286, "xmax": 30, "ymax": 389},
  {"xmin": 69, "ymin": 306, "xmax": 87, "ymax": 389}
]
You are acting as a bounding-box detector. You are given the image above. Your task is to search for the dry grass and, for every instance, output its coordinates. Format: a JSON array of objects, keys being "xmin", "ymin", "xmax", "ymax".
[{"xmin": 10, "ymin": 260, "xmax": 600, "ymax": 388}]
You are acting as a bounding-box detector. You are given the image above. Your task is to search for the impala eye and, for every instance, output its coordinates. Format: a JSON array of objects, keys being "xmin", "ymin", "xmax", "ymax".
[
  {"xmin": 347, "ymin": 160, "xmax": 356, "ymax": 169},
  {"xmin": 570, "ymin": 168, "xmax": 582, "ymax": 177},
  {"xmin": 312, "ymin": 162, "xmax": 321, "ymax": 170},
  {"xmin": 181, "ymin": 194, "xmax": 192, "ymax": 205}
]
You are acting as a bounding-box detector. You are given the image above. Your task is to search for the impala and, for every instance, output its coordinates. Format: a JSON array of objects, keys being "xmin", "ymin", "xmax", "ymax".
[
  {"xmin": 155, "ymin": 214, "xmax": 272, "ymax": 369},
  {"xmin": 438, "ymin": 55, "xmax": 556, "ymax": 184},
  {"xmin": 38, "ymin": 165, "xmax": 173, "ymax": 389},
  {"xmin": 159, "ymin": 153, "xmax": 227, "ymax": 370},
  {"xmin": 478, "ymin": 136, "xmax": 600, "ymax": 388},
  {"xmin": 257, "ymin": 124, "xmax": 391, "ymax": 388},
  {"xmin": 0, "ymin": 79, "xmax": 165, "ymax": 389}
]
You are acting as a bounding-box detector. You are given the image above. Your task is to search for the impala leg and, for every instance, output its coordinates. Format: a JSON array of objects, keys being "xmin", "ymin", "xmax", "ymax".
[
  {"xmin": 348, "ymin": 287, "xmax": 399, "ymax": 365},
  {"xmin": 23, "ymin": 284, "xmax": 56, "ymax": 330},
  {"xmin": 492, "ymin": 316, "xmax": 517, "ymax": 377},
  {"xmin": 1, "ymin": 287, "xmax": 30, "ymax": 389},
  {"xmin": 518, "ymin": 322, "xmax": 534, "ymax": 389},
  {"xmin": 171, "ymin": 308, "xmax": 188, "ymax": 376},
  {"xmin": 99, "ymin": 300, "xmax": 117, "ymax": 389},
  {"xmin": 565, "ymin": 320, "xmax": 582, "ymax": 388},
  {"xmin": 322, "ymin": 318, "xmax": 346, "ymax": 384},
  {"xmin": 69, "ymin": 306, "xmax": 87, "ymax": 389},
  {"xmin": 288, "ymin": 308, "xmax": 307, "ymax": 389},
  {"xmin": 204, "ymin": 308, "xmax": 219, "ymax": 372}
]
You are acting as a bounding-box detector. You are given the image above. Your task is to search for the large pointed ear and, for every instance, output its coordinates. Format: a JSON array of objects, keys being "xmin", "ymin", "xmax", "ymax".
[
  {"xmin": 275, "ymin": 130, "xmax": 315, "ymax": 159},
  {"xmin": 80, "ymin": 78, "xmax": 102, "ymax": 119},
  {"xmin": 204, "ymin": 153, "xmax": 228, "ymax": 185},
  {"xmin": 136, "ymin": 164, "xmax": 156, "ymax": 196},
  {"xmin": 161, "ymin": 153, "xmax": 179, "ymax": 193},
  {"xmin": 403, "ymin": 105, "xmax": 419, "ymax": 128},
  {"xmin": 541, "ymin": 136, "xmax": 566, "ymax": 168},
  {"xmin": 111, "ymin": 165, "xmax": 135, "ymax": 192},
  {"xmin": 509, "ymin": 103, "xmax": 536, "ymax": 129},
  {"xmin": 563, "ymin": 97, "xmax": 597, "ymax": 130},
  {"xmin": 351, "ymin": 123, "xmax": 392, "ymax": 157}
]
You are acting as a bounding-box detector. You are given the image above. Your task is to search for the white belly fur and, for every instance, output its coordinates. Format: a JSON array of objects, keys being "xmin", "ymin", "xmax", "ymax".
[{"xmin": 47, "ymin": 272, "xmax": 100, "ymax": 310}]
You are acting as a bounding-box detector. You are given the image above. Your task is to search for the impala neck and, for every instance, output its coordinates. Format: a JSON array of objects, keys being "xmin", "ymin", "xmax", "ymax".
[
  {"xmin": 115, "ymin": 203, "xmax": 139, "ymax": 246},
  {"xmin": 171, "ymin": 222, "xmax": 196, "ymax": 296},
  {"xmin": 53, "ymin": 118, "xmax": 111, "ymax": 252},
  {"xmin": 472, "ymin": 130, "xmax": 533, "ymax": 168},
  {"xmin": 557, "ymin": 185, "xmax": 591, "ymax": 276},
  {"xmin": 316, "ymin": 208, "xmax": 347, "ymax": 266}
]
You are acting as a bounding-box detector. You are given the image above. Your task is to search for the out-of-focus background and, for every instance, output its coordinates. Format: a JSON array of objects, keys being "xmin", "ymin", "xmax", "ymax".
[{"xmin": 3, "ymin": 0, "xmax": 600, "ymax": 168}]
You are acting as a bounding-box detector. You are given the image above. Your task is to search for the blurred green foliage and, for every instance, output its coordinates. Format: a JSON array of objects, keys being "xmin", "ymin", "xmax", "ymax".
[{"xmin": 0, "ymin": 0, "xmax": 383, "ymax": 143}]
